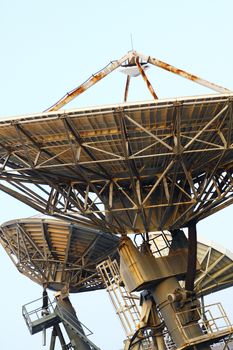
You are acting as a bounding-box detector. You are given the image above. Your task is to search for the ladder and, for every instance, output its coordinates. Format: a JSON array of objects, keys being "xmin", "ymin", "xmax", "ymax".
[
  {"xmin": 97, "ymin": 258, "xmax": 176, "ymax": 350},
  {"xmin": 97, "ymin": 258, "xmax": 141, "ymax": 337}
]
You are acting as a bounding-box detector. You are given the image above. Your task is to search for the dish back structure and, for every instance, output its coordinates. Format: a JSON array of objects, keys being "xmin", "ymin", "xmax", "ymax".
[
  {"xmin": 0, "ymin": 218, "xmax": 119, "ymax": 292},
  {"xmin": 0, "ymin": 93, "xmax": 232, "ymax": 233}
]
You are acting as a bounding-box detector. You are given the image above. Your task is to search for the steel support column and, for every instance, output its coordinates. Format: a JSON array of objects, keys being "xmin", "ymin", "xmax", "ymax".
[
  {"xmin": 119, "ymin": 236, "xmax": 211, "ymax": 350},
  {"xmin": 185, "ymin": 221, "xmax": 197, "ymax": 291}
]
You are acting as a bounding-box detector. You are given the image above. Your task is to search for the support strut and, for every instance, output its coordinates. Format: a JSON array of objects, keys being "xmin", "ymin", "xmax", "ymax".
[{"xmin": 185, "ymin": 221, "xmax": 197, "ymax": 291}]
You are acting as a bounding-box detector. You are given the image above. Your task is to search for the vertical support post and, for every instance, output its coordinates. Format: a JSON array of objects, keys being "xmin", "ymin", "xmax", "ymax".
[
  {"xmin": 140, "ymin": 291, "xmax": 167, "ymax": 350},
  {"xmin": 185, "ymin": 221, "xmax": 197, "ymax": 291},
  {"xmin": 55, "ymin": 325, "xmax": 67, "ymax": 350},
  {"xmin": 42, "ymin": 328, "xmax": 46, "ymax": 346},
  {"xmin": 49, "ymin": 327, "xmax": 57, "ymax": 350},
  {"xmin": 150, "ymin": 277, "xmax": 209, "ymax": 348},
  {"xmin": 119, "ymin": 235, "xmax": 211, "ymax": 350},
  {"xmin": 124, "ymin": 75, "xmax": 131, "ymax": 102}
]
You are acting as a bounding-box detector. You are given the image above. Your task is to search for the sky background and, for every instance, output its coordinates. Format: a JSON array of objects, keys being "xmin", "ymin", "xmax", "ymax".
[{"xmin": 0, "ymin": 1, "xmax": 233, "ymax": 349}]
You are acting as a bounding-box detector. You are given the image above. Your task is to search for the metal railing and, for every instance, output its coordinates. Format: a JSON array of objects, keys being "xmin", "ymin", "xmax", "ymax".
[
  {"xmin": 22, "ymin": 295, "xmax": 102, "ymax": 350},
  {"xmin": 22, "ymin": 296, "xmax": 57, "ymax": 330},
  {"xmin": 22, "ymin": 296, "xmax": 93, "ymax": 339},
  {"xmin": 175, "ymin": 302, "xmax": 233, "ymax": 345},
  {"xmin": 97, "ymin": 258, "xmax": 141, "ymax": 337},
  {"xmin": 56, "ymin": 303, "xmax": 93, "ymax": 337}
]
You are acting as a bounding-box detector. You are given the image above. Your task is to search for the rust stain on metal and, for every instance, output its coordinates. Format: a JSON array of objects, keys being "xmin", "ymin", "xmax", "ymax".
[
  {"xmin": 154, "ymin": 59, "xmax": 200, "ymax": 82},
  {"xmin": 48, "ymin": 72, "xmax": 107, "ymax": 112},
  {"xmin": 148, "ymin": 55, "xmax": 231, "ymax": 94},
  {"xmin": 45, "ymin": 50, "xmax": 231, "ymax": 113},
  {"xmin": 91, "ymin": 71, "xmax": 106, "ymax": 83},
  {"xmin": 124, "ymin": 75, "xmax": 130, "ymax": 102},
  {"xmin": 66, "ymin": 72, "xmax": 106, "ymax": 100},
  {"xmin": 45, "ymin": 51, "xmax": 133, "ymax": 113},
  {"xmin": 136, "ymin": 57, "xmax": 158, "ymax": 99}
]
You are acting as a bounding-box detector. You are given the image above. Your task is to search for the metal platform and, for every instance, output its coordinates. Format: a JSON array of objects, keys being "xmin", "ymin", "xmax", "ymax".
[
  {"xmin": 22, "ymin": 296, "xmax": 100, "ymax": 350},
  {"xmin": 174, "ymin": 303, "xmax": 233, "ymax": 349},
  {"xmin": 22, "ymin": 297, "xmax": 61, "ymax": 335}
]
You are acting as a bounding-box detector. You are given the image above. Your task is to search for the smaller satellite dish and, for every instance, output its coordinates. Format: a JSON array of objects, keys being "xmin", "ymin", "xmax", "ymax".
[
  {"xmin": 150, "ymin": 232, "xmax": 233, "ymax": 296},
  {"xmin": 0, "ymin": 218, "xmax": 119, "ymax": 293}
]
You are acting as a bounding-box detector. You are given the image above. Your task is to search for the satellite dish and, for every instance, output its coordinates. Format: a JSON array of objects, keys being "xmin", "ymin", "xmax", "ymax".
[
  {"xmin": 150, "ymin": 232, "xmax": 233, "ymax": 296},
  {"xmin": 0, "ymin": 217, "xmax": 119, "ymax": 292}
]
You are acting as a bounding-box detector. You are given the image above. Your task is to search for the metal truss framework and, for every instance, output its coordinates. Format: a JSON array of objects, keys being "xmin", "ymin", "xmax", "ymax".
[
  {"xmin": 0, "ymin": 218, "xmax": 119, "ymax": 292},
  {"xmin": 0, "ymin": 51, "xmax": 232, "ymax": 234},
  {"xmin": 195, "ymin": 241, "xmax": 233, "ymax": 296},
  {"xmin": 0, "ymin": 95, "xmax": 233, "ymax": 234},
  {"xmin": 45, "ymin": 50, "xmax": 231, "ymax": 112}
]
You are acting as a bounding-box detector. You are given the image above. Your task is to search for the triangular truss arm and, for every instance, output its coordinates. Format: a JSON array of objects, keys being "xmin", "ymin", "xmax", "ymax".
[{"xmin": 45, "ymin": 51, "xmax": 231, "ymax": 112}]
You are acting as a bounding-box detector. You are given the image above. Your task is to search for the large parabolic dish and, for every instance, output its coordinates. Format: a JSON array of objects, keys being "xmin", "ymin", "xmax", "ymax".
[
  {"xmin": 0, "ymin": 94, "xmax": 233, "ymax": 233},
  {"xmin": 0, "ymin": 218, "xmax": 119, "ymax": 292}
]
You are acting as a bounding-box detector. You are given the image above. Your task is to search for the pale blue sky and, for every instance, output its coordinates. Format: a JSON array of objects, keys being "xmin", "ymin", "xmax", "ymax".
[{"xmin": 0, "ymin": 1, "xmax": 233, "ymax": 350}]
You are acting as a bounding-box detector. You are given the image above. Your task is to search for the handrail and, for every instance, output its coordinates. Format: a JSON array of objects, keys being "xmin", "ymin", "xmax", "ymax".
[
  {"xmin": 56, "ymin": 303, "xmax": 92, "ymax": 336},
  {"xmin": 22, "ymin": 296, "xmax": 101, "ymax": 350}
]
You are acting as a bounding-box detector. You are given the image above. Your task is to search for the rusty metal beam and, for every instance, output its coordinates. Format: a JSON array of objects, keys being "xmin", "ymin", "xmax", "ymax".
[
  {"xmin": 183, "ymin": 104, "xmax": 229, "ymax": 150},
  {"xmin": 124, "ymin": 75, "xmax": 131, "ymax": 102},
  {"xmin": 46, "ymin": 52, "xmax": 134, "ymax": 112},
  {"xmin": 144, "ymin": 53, "xmax": 232, "ymax": 94},
  {"xmin": 45, "ymin": 50, "xmax": 231, "ymax": 114},
  {"xmin": 135, "ymin": 56, "xmax": 158, "ymax": 99}
]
